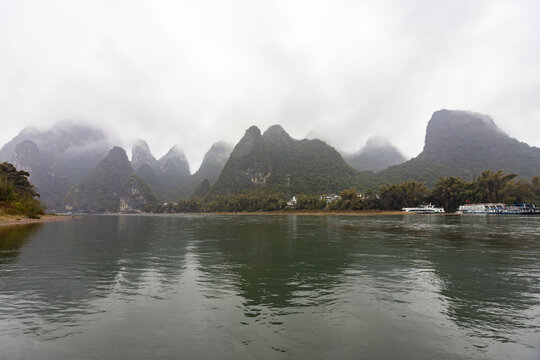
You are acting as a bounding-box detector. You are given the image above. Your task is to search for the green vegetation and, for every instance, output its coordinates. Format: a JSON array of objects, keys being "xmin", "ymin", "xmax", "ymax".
[
  {"xmin": 119, "ymin": 174, "xmax": 157, "ymax": 212},
  {"xmin": 429, "ymin": 176, "xmax": 470, "ymax": 212},
  {"xmin": 378, "ymin": 181, "xmax": 428, "ymax": 210},
  {"xmin": 377, "ymin": 110, "xmax": 540, "ymax": 186},
  {"xmin": 151, "ymin": 170, "xmax": 540, "ymax": 213},
  {"xmin": 0, "ymin": 162, "xmax": 45, "ymax": 218},
  {"xmin": 211, "ymin": 125, "xmax": 369, "ymax": 197},
  {"xmin": 193, "ymin": 179, "xmax": 211, "ymax": 198},
  {"xmin": 65, "ymin": 147, "xmax": 133, "ymax": 212}
]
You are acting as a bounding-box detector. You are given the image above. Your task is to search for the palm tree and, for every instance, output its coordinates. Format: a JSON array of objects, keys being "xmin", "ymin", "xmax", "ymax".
[
  {"xmin": 474, "ymin": 170, "xmax": 516, "ymax": 203},
  {"xmin": 431, "ymin": 176, "xmax": 467, "ymax": 212}
]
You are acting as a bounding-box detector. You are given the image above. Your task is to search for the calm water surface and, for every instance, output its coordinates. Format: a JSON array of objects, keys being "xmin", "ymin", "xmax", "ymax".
[{"xmin": 0, "ymin": 214, "xmax": 539, "ymax": 359}]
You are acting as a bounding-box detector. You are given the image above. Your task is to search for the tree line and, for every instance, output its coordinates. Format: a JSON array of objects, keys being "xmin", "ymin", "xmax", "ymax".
[
  {"xmin": 152, "ymin": 170, "xmax": 540, "ymax": 213},
  {"xmin": 0, "ymin": 162, "xmax": 45, "ymax": 218}
]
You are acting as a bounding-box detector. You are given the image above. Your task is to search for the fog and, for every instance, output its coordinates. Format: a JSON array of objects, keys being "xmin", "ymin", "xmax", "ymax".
[{"xmin": 1, "ymin": 0, "xmax": 539, "ymax": 170}]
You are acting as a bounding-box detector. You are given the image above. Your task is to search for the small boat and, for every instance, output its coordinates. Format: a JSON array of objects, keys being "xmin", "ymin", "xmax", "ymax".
[{"xmin": 402, "ymin": 204, "xmax": 445, "ymax": 213}]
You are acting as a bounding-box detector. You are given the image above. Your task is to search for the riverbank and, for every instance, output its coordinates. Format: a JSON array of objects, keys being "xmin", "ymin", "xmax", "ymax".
[
  {"xmin": 140, "ymin": 210, "xmax": 411, "ymax": 216},
  {"xmin": 0, "ymin": 214, "xmax": 75, "ymax": 227}
]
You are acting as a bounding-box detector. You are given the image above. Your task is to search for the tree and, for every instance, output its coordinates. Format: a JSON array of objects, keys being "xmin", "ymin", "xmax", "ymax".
[
  {"xmin": 379, "ymin": 181, "xmax": 427, "ymax": 210},
  {"xmin": 0, "ymin": 162, "xmax": 44, "ymax": 218},
  {"xmin": 430, "ymin": 176, "xmax": 468, "ymax": 212},
  {"xmin": 0, "ymin": 162, "xmax": 39, "ymax": 200},
  {"xmin": 504, "ymin": 179, "xmax": 534, "ymax": 204},
  {"xmin": 474, "ymin": 170, "xmax": 517, "ymax": 203}
]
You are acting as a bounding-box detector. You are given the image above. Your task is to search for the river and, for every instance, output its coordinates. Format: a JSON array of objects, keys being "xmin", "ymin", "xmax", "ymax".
[{"xmin": 0, "ymin": 214, "xmax": 539, "ymax": 359}]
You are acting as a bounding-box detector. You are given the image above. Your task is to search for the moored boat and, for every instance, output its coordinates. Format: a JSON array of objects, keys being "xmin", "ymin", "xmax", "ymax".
[
  {"xmin": 457, "ymin": 203, "xmax": 506, "ymax": 214},
  {"xmin": 402, "ymin": 204, "xmax": 445, "ymax": 213},
  {"xmin": 457, "ymin": 203, "xmax": 540, "ymax": 215}
]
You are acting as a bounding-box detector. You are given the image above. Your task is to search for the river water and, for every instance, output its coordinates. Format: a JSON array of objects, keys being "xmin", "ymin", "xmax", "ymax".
[{"xmin": 0, "ymin": 214, "xmax": 539, "ymax": 359}]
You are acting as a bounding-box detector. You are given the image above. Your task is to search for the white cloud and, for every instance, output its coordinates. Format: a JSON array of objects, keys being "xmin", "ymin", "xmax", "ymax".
[{"xmin": 0, "ymin": 0, "xmax": 539, "ymax": 170}]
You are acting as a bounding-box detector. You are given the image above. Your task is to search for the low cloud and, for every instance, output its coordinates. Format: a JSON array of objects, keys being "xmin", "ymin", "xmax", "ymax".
[{"xmin": 1, "ymin": 0, "xmax": 539, "ymax": 170}]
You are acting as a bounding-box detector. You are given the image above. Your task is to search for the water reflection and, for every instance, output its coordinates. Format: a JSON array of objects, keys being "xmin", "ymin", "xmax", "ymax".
[
  {"xmin": 0, "ymin": 214, "xmax": 538, "ymax": 359},
  {"xmin": 360, "ymin": 215, "xmax": 540, "ymax": 346},
  {"xmin": 0, "ymin": 224, "xmax": 41, "ymax": 264},
  {"xmin": 192, "ymin": 216, "xmax": 353, "ymax": 313},
  {"xmin": 425, "ymin": 216, "xmax": 540, "ymax": 344},
  {"xmin": 0, "ymin": 215, "xmax": 191, "ymax": 339}
]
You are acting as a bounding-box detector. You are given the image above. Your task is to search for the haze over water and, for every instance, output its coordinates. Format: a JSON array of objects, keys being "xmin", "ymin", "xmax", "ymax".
[{"xmin": 1, "ymin": 214, "xmax": 539, "ymax": 359}]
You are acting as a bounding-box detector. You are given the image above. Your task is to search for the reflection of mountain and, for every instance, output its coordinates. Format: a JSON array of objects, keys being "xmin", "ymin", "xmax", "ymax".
[
  {"xmin": 376, "ymin": 215, "xmax": 540, "ymax": 343},
  {"xmin": 0, "ymin": 224, "xmax": 42, "ymax": 264},
  {"xmin": 424, "ymin": 216, "xmax": 540, "ymax": 341},
  {"xmin": 0, "ymin": 216, "xmax": 189, "ymax": 335},
  {"xmin": 1, "ymin": 215, "xmax": 538, "ymax": 355},
  {"xmin": 192, "ymin": 215, "xmax": 354, "ymax": 309}
]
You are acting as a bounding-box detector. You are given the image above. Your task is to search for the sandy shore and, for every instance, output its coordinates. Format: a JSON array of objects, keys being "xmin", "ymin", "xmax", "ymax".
[{"xmin": 0, "ymin": 214, "xmax": 76, "ymax": 227}]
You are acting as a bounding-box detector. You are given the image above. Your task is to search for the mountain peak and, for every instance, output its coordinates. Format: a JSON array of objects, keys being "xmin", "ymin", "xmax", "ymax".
[
  {"xmin": 65, "ymin": 146, "xmax": 134, "ymax": 212},
  {"xmin": 263, "ymin": 125, "xmax": 293, "ymax": 145},
  {"xmin": 424, "ymin": 110, "xmax": 505, "ymax": 154},
  {"xmin": 263, "ymin": 124, "xmax": 289, "ymax": 137},
  {"xmin": 245, "ymin": 125, "xmax": 262, "ymax": 137},
  {"xmin": 364, "ymin": 136, "xmax": 392, "ymax": 149},
  {"xmin": 379, "ymin": 109, "xmax": 540, "ymax": 185},
  {"xmin": 231, "ymin": 126, "xmax": 265, "ymax": 160},
  {"xmin": 158, "ymin": 145, "xmax": 190, "ymax": 177},
  {"xmin": 164, "ymin": 145, "xmax": 184, "ymax": 156},
  {"xmin": 192, "ymin": 142, "xmax": 233, "ymax": 185},
  {"xmin": 131, "ymin": 139, "xmax": 157, "ymax": 171},
  {"xmin": 211, "ymin": 124, "xmax": 358, "ymax": 195},
  {"xmin": 344, "ymin": 137, "xmax": 406, "ymax": 172},
  {"xmin": 108, "ymin": 146, "xmax": 130, "ymax": 162}
]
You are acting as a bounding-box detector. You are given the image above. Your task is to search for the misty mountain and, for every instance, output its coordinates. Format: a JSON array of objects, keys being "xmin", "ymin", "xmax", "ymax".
[
  {"xmin": 377, "ymin": 110, "xmax": 540, "ymax": 185},
  {"xmin": 157, "ymin": 145, "xmax": 191, "ymax": 179},
  {"xmin": 0, "ymin": 122, "xmax": 111, "ymax": 209},
  {"xmin": 191, "ymin": 142, "xmax": 233, "ymax": 186},
  {"xmin": 131, "ymin": 140, "xmax": 159, "ymax": 171},
  {"xmin": 344, "ymin": 137, "xmax": 406, "ymax": 172},
  {"xmin": 65, "ymin": 147, "xmax": 135, "ymax": 212},
  {"xmin": 211, "ymin": 125, "xmax": 360, "ymax": 195},
  {"xmin": 125, "ymin": 139, "xmax": 232, "ymax": 203},
  {"xmin": 130, "ymin": 141, "xmax": 192, "ymax": 202}
]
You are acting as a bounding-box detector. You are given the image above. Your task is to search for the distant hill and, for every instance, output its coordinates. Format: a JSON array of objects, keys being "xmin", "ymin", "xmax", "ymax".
[
  {"xmin": 65, "ymin": 147, "xmax": 135, "ymax": 212},
  {"xmin": 130, "ymin": 140, "xmax": 192, "ymax": 202},
  {"xmin": 0, "ymin": 122, "xmax": 111, "ymax": 209},
  {"xmin": 5, "ymin": 109, "xmax": 539, "ymax": 211},
  {"xmin": 377, "ymin": 110, "xmax": 540, "ymax": 185},
  {"xmin": 192, "ymin": 142, "xmax": 233, "ymax": 186},
  {"xmin": 130, "ymin": 140, "xmax": 232, "ymax": 202},
  {"xmin": 131, "ymin": 139, "xmax": 159, "ymax": 171},
  {"xmin": 344, "ymin": 136, "xmax": 406, "ymax": 172},
  {"xmin": 211, "ymin": 125, "xmax": 360, "ymax": 195}
]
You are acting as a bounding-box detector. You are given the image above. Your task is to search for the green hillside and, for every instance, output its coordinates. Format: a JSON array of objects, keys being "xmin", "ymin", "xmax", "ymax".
[
  {"xmin": 376, "ymin": 110, "xmax": 540, "ymax": 186},
  {"xmin": 211, "ymin": 125, "xmax": 363, "ymax": 196},
  {"xmin": 65, "ymin": 147, "xmax": 134, "ymax": 212}
]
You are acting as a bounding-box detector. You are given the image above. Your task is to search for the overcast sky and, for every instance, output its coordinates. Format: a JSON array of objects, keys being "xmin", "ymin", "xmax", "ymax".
[{"xmin": 1, "ymin": 0, "xmax": 539, "ymax": 171}]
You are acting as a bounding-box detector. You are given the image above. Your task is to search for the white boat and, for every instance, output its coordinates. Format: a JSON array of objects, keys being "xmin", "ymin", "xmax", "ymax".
[
  {"xmin": 457, "ymin": 203, "xmax": 505, "ymax": 214},
  {"xmin": 458, "ymin": 203, "xmax": 540, "ymax": 215},
  {"xmin": 402, "ymin": 204, "xmax": 445, "ymax": 213}
]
